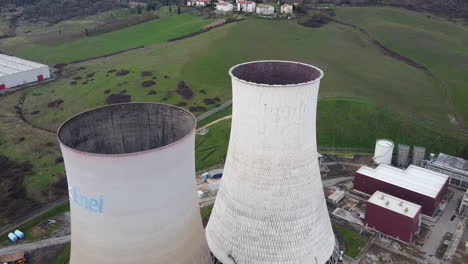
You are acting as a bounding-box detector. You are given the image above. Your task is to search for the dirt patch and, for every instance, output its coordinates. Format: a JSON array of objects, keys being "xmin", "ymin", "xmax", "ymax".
[
  {"xmin": 106, "ymin": 94, "xmax": 132, "ymax": 104},
  {"xmin": 30, "ymin": 226, "xmax": 46, "ymax": 237},
  {"xmin": 55, "ymin": 157, "xmax": 64, "ymax": 164},
  {"xmin": 147, "ymin": 90, "xmax": 157, "ymax": 95},
  {"xmin": 300, "ymin": 14, "xmax": 332, "ymax": 28},
  {"xmin": 141, "ymin": 80, "xmax": 156, "ymax": 87},
  {"xmin": 0, "ymin": 155, "xmax": 38, "ymax": 223},
  {"xmin": 47, "ymin": 99, "xmax": 64, "ymax": 108},
  {"xmin": 176, "ymin": 81, "xmax": 194, "ymax": 100},
  {"xmin": 204, "ymin": 98, "xmax": 221, "ymax": 105},
  {"xmin": 189, "ymin": 106, "xmax": 207, "ymax": 112},
  {"xmin": 104, "ymin": 89, "xmax": 111, "ymax": 94},
  {"xmin": 115, "ymin": 70, "xmax": 130, "ymax": 76},
  {"xmin": 31, "ymin": 110, "xmax": 40, "ymax": 115},
  {"xmin": 141, "ymin": 71, "xmax": 153, "ymax": 77}
]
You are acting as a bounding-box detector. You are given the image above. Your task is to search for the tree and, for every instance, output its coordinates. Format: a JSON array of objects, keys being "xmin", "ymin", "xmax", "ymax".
[
  {"xmin": 177, "ymin": 5, "xmax": 181, "ymax": 14},
  {"xmin": 136, "ymin": 4, "xmax": 143, "ymax": 14},
  {"xmin": 169, "ymin": 5, "xmax": 172, "ymax": 12}
]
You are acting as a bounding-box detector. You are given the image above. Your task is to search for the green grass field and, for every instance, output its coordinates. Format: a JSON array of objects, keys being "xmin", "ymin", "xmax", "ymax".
[
  {"xmin": 334, "ymin": 224, "xmax": 369, "ymax": 258},
  {"xmin": 13, "ymin": 14, "xmax": 214, "ymax": 64},
  {"xmin": 335, "ymin": 6, "xmax": 468, "ymax": 130},
  {"xmin": 196, "ymin": 119, "xmax": 231, "ymax": 171}
]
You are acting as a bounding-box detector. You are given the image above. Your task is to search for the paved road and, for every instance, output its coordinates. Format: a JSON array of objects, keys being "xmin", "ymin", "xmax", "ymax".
[
  {"xmin": 0, "ymin": 235, "xmax": 70, "ymax": 255},
  {"xmin": 422, "ymin": 187, "xmax": 464, "ymax": 263}
]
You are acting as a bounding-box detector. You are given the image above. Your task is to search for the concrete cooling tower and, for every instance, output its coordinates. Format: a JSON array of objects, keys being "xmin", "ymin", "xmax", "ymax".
[
  {"xmin": 57, "ymin": 103, "xmax": 211, "ymax": 264},
  {"xmin": 206, "ymin": 61, "xmax": 340, "ymax": 264}
]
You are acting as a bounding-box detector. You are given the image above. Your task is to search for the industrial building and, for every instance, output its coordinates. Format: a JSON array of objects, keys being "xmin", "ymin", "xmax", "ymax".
[
  {"xmin": 426, "ymin": 153, "xmax": 468, "ymax": 188},
  {"xmin": 0, "ymin": 54, "xmax": 50, "ymax": 90},
  {"xmin": 354, "ymin": 164, "xmax": 448, "ymax": 216},
  {"xmin": 58, "ymin": 103, "xmax": 211, "ymax": 264},
  {"xmin": 206, "ymin": 61, "xmax": 340, "ymax": 264},
  {"xmin": 366, "ymin": 191, "xmax": 421, "ymax": 243}
]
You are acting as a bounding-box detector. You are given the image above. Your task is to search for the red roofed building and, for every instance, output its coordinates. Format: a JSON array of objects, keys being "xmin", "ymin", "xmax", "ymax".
[
  {"xmin": 256, "ymin": 4, "xmax": 274, "ymax": 15},
  {"xmin": 281, "ymin": 4, "xmax": 293, "ymax": 14},
  {"xmin": 216, "ymin": 1, "xmax": 234, "ymax": 11},
  {"xmin": 237, "ymin": 0, "xmax": 256, "ymax": 12}
]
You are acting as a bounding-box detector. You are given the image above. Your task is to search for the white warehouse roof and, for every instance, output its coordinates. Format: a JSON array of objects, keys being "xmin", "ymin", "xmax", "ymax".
[
  {"xmin": 369, "ymin": 191, "xmax": 421, "ymax": 218},
  {"xmin": 357, "ymin": 164, "xmax": 448, "ymax": 198},
  {"xmin": 0, "ymin": 54, "xmax": 48, "ymax": 77}
]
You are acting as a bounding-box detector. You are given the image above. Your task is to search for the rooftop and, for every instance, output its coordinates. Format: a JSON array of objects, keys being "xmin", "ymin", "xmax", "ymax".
[
  {"xmin": 238, "ymin": 1, "xmax": 255, "ymax": 4},
  {"xmin": 368, "ymin": 191, "xmax": 421, "ymax": 218},
  {"xmin": 357, "ymin": 164, "xmax": 448, "ymax": 198},
  {"xmin": 257, "ymin": 4, "xmax": 273, "ymax": 8},
  {"xmin": 0, "ymin": 54, "xmax": 48, "ymax": 77},
  {"xmin": 430, "ymin": 153, "xmax": 468, "ymax": 175},
  {"xmin": 217, "ymin": 2, "xmax": 231, "ymax": 5}
]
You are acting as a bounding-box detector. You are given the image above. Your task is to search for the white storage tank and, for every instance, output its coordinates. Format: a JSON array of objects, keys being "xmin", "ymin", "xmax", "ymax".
[
  {"xmin": 412, "ymin": 146, "xmax": 426, "ymax": 166},
  {"xmin": 373, "ymin": 139, "xmax": 394, "ymax": 165}
]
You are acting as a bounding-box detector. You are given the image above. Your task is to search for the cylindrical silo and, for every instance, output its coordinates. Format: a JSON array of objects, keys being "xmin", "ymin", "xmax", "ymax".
[
  {"xmin": 397, "ymin": 144, "xmax": 410, "ymax": 167},
  {"xmin": 373, "ymin": 139, "xmax": 394, "ymax": 165},
  {"xmin": 206, "ymin": 61, "xmax": 340, "ymax": 264},
  {"xmin": 57, "ymin": 103, "xmax": 211, "ymax": 264},
  {"xmin": 412, "ymin": 146, "xmax": 426, "ymax": 166}
]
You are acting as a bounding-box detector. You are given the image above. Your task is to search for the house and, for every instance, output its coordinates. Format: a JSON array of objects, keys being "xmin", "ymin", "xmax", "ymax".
[
  {"xmin": 216, "ymin": 1, "xmax": 234, "ymax": 12},
  {"xmin": 237, "ymin": 0, "xmax": 256, "ymax": 12},
  {"xmin": 187, "ymin": 0, "xmax": 212, "ymax": 7},
  {"xmin": 281, "ymin": 4, "xmax": 293, "ymax": 14},
  {"xmin": 256, "ymin": 4, "xmax": 274, "ymax": 15}
]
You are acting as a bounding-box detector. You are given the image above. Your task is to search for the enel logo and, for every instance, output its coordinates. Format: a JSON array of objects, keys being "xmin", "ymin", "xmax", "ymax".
[{"xmin": 70, "ymin": 187, "xmax": 104, "ymax": 214}]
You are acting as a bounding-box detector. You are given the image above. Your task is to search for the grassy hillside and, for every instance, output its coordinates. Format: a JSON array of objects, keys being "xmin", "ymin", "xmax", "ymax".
[
  {"xmin": 10, "ymin": 14, "xmax": 214, "ymax": 64},
  {"xmin": 335, "ymin": 6, "xmax": 468, "ymax": 130},
  {"xmin": 23, "ymin": 18, "xmax": 450, "ymax": 132}
]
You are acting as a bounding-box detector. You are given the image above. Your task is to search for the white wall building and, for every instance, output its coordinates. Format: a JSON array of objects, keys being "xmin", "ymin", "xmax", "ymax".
[
  {"xmin": 0, "ymin": 54, "xmax": 50, "ymax": 91},
  {"xmin": 206, "ymin": 61, "xmax": 340, "ymax": 264},
  {"xmin": 237, "ymin": 0, "xmax": 256, "ymax": 12},
  {"xmin": 187, "ymin": 0, "xmax": 212, "ymax": 7},
  {"xmin": 256, "ymin": 4, "xmax": 274, "ymax": 15},
  {"xmin": 216, "ymin": 1, "xmax": 234, "ymax": 12},
  {"xmin": 281, "ymin": 4, "xmax": 293, "ymax": 14}
]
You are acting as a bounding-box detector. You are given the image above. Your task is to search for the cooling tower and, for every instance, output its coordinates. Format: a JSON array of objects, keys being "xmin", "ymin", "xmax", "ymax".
[
  {"xmin": 206, "ymin": 61, "xmax": 340, "ymax": 264},
  {"xmin": 57, "ymin": 103, "xmax": 211, "ymax": 264}
]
